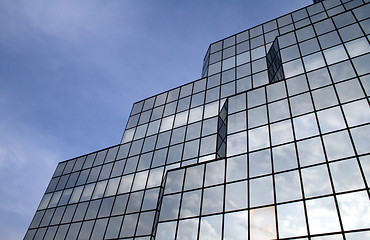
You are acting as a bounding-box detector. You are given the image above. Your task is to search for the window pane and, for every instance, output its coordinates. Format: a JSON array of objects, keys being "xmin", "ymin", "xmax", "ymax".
[
  {"xmin": 250, "ymin": 207, "xmax": 276, "ymax": 239},
  {"xmin": 306, "ymin": 197, "xmax": 341, "ymax": 234},
  {"xmin": 224, "ymin": 210, "xmax": 248, "ymax": 240},
  {"xmin": 199, "ymin": 215, "xmax": 222, "ymax": 240},
  {"xmin": 301, "ymin": 165, "xmax": 332, "ymax": 198},
  {"xmin": 226, "ymin": 181, "xmax": 247, "ymax": 211}
]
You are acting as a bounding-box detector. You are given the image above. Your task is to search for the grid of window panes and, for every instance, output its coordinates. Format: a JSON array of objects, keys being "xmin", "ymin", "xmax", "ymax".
[
  {"xmin": 24, "ymin": 0, "xmax": 370, "ymax": 239},
  {"xmin": 157, "ymin": 80, "xmax": 370, "ymax": 239}
]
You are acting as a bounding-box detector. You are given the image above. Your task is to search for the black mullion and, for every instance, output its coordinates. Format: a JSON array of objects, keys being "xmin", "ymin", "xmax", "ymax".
[
  {"xmin": 264, "ymin": 85, "xmax": 279, "ymax": 239},
  {"xmin": 196, "ymin": 162, "xmax": 206, "ymax": 240}
]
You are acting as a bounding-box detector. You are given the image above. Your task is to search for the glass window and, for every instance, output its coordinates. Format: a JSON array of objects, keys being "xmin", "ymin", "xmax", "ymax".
[
  {"xmin": 183, "ymin": 139, "xmax": 199, "ymax": 160},
  {"xmin": 345, "ymin": 37, "xmax": 370, "ymax": 58},
  {"xmin": 283, "ymin": 59, "xmax": 304, "ymax": 78},
  {"xmin": 177, "ymin": 219, "xmax": 199, "ymax": 240},
  {"xmin": 58, "ymin": 189, "xmax": 72, "ymax": 206},
  {"xmin": 237, "ymin": 41, "xmax": 250, "ymax": 54},
  {"xmin": 165, "ymin": 169, "xmax": 184, "ymax": 194},
  {"xmin": 126, "ymin": 191, "xmax": 144, "ymax": 213},
  {"xmin": 329, "ymin": 60, "xmax": 356, "ymax": 83},
  {"xmin": 224, "ymin": 210, "xmax": 248, "ymax": 240},
  {"xmin": 296, "ymin": 25, "xmax": 315, "ymax": 42},
  {"xmin": 227, "ymin": 131, "xmax": 248, "ymax": 156},
  {"xmin": 118, "ymin": 174, "xmax": 134, "ymax": 194},
  {"xmin": 105, "ymin": 216, "xmax": 123, "ymax": 239},
  {"xmin": 236, "ymin": 63, "xmax": 251, "ymax": 79},
  {"xmin": 66, "ymin": 222, "xmax": 81, "ymax": 239},
  {"xmin": 159, "ymin": 194, "xmax": 181, "ymax": 221},
  {"xmin": 250, "ymin": 176, "xmax": 274, "ymax": 207},
  {"xmin": 277, "ymin": 202, "xmax": 307, "ymax": 238},
  {"xmin": 98, "ymin": 197, "xmax": 114, "ymax": 218},
  {"xmin": 301, "ymin": 164, "xmax": 332, "ymax": 198},
  {"xmin": 333, "ymin": 11, "xmax": 356, "ymax": 28},
  {"xmin": 352, "ymin": 53, "xmax": 370, "ymax": 75},
  {"xmin": 156, "ymin": 221, "xmax": 177, "ymax": 240},
  {"xmin": 250, "ymin": 35, "xmax": 264, "ymax": 49},
  {"xmin": 335, "ymin": 79, "xmax": 364, "ymax": 103},
  {"xmin": 62, "ymin": 204, "xmax": 77, "ymax": 223},
  {"xmin": 202, "ymin": 185, "xmax": 224, "ymax": 214},
  {"xmin": 268, "ymin": 99, "xmax": 290, "ymax": 122},
  {"xmin": 92, "ymin": 180, "xmax": 107, "ymax": 199},
  {"xmin": 205, "ymin": 160, "xmax": 224, "ymax": 187},
  {"xmin": 307, "ymin": 67, "xmax": 331, "ymax": 89},
  {"xmin": 136, "ymin": 211, "xmax": 156, "ymax": 235},
  {"xmin": 311, "ymin": 86, "xmax": 338, "ymax": 110},
  {"xmin": 204, "ymin": 101, "xmax": 219, "ymax": 119},
  {"xmin": 299, "ymin": 38, "xmax": 320, "ymax": 56},
  {"xmin": 275, "ymin": 170, "xmax": 302, "ymax": 203},
  {"xmin": 280, "ymin": 45, "xmax": 300, "ymax": 62},
  {"xmin": 249, "ymin": 149, "xmax": 271, "ymax": 177},
  {"xmin": 132, "ymin": 171, "xmax": 148, "ymax": 191},
  {"xmin": 72, "ymin": 202, "xmax": 88, "ymax": 222},
  {"xmin": 177, "ymin": 97, "xmax": 190, "ymax": 112},
  {"xmin": 250, "ymin": 207, "xmax": 276, "ymax": 239},
  {"xmin": 200, "ymin": 135, "xmax": 217, "ymax": 156},
  {"xmin": 318, "ymin": 31, "xmax": 341, "ymax": 49},
  {"xmin": 222, "ymin": 57, "xmax": 235, "ymax": 70},
  {"xmin": 146, "ymin": 167, "xmax": 164, "ymax": 188},
  {"xmin": 272, "ymin": 143, "xmax": 297, "ymax": 172},
  {"xmin": 271, "ymin": 119, "xmax": 294, "ymax": 145},
  {"xmin": 317, "ymin": 107, "xmax": 346, "ymax": 133},
  {"xmin": 228, "ymin": 112, "xmax": 247, "ymax": 134},
  {"xmin": 40, "ymin": 209, "xmax": 54, "ymax": 227},
  {"xmin": 252, "ymin": 58, "xmax": 266, "ymax": 74},
  {"xmin": 223, "ymin": 46, "xmax": 235, "ymax": 59},
  {"xmin": 229, "ymin": 93, "xmax": 246, "ymax": 113},
  {"xmin": 306, "ymin": 197, "xmax": 341, "ymax": 234},
  {"xmin": 251, "ymin": 46, "xmax": 265, "ymax": 61},
  {"xmin": 85, "ymin": 199, "xmax": 101, "ymax": 219},
  {"xmin": 184, "ymin": 165, "xmax": 204, "ymax": 190},
  {"xmin": 247, "ymin": 88, "xmax": 265, "ymax": 108},
  {"xmin": 286, "ymin": 74, "xmax": 309, "ymax": 96},
  {"xmin": 48, "ymin": 191, "xmax": 62, "ymax": 208},
  {"xmin": 266, "ymin": 81, "xmax": 286, "ymax": 102},
  {"xmin": 323, "ymin": 44, "xmax": 348, "ymax": 65},
  {"xmin": 226, "ymin": 155, "xmax": 247, "ymax": 182},
  {"xmin": 289, "ymin": 93, "xmax": 313, "ymax": 117},
  {"xmin": 199, "ymin": 215, "xmax": 222, "ymax": 240},
  {"xmin": 248, "ymin": 126, "xmax": 269, "ymax": 151},
  {"xmin": 226, "ymin": 181, "xmax": 247, "ymax": 211},
  {"xmin": 38, "ymin": 193, "xmax": 52, "ymax": 210},
  {"xmin": 293, "ymin": 113, "xmax": 319, "ymax": 140},
  {"xmin": 339, "ymin": 23, "xmax": 364, "ymax": 42},
  {"xmin": 314, "ymin": 18, "xmax": 335, "ymax": 36},
  {"xmin": 180, "ymin": 190, "xmax": 201, "ymax": 218},
  {"xmin": 252, "ymin": 70, "xmax": 268, "ymax": 87},
  {"xmin": 323, "ymin": 130, "xmax": 355, "ymax": 160},
  {"xmin": 142, "ymin": 188, "xmax": 160, "ymax": 211},
  {"xmin": 303, "ymin": 52, "xmax": 325, "ymax": 72},
  {"xmin": 337, "ymin": 191, "xmax": 370, "ymax": 231},
  {"xmin": 330, "ymin": 158, "xmax": 365, "ymax": 193},
  {"xmin": 351, "ymin": 125, "xmax": 370, "ymax": 155},
  {"xmin": 221, "ymin": 81, "xmax": 235, "ymax": 98},
  {"xmin": 236, "ymin": 52, "xmax": 250, "ymax": 66},
  {"xmin": 119, "ymin": 214, "xmax": 138, "ymax": 238},
  {"xmin": 111, "ymin": 194, "xmax": 128, "ymax": 216}
]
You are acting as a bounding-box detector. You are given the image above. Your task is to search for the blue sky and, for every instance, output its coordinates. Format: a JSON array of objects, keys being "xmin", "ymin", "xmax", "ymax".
[{"xmin": 0, "ymin": 0, "xmax": 309, "ymax": 238}]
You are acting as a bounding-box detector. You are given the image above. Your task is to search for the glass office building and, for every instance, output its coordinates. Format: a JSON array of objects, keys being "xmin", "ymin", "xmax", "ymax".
[{"xmin": 25, "ymin": 0, "xmax": 370, "ymax": 239}]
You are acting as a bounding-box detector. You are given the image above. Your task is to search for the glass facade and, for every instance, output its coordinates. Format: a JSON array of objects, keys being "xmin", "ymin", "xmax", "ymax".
[{"xmin": 25, "ymin": 0, "xmax": 370, "ymax": 239}]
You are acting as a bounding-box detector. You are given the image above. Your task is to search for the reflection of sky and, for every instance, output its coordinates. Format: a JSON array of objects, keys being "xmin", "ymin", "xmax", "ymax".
[{"xmin": 0, "ymin": 0, "xmax": 320, "ymax": 237}]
